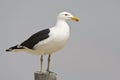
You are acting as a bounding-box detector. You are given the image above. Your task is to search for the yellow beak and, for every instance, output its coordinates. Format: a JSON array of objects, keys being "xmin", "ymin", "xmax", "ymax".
[{"xmin": 71, "ymin": 16, "xmax": 80, "ymax": 22}]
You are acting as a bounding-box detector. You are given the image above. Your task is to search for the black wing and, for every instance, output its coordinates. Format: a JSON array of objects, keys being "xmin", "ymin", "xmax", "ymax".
[{"xmin": 20, "ymin": 29, "xmax": 50, "ymax": 49}]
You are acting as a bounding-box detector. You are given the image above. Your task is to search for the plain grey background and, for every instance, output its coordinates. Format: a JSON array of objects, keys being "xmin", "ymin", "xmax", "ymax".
[{"xmin": 0, "ymin": 0, "xmax": 120, "ymax": 80}]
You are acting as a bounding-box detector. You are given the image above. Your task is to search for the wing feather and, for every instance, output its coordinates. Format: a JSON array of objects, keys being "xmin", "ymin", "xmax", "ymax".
[{"xmin": 20, "ymin": 29, "xmax": 50, "ymax": 49}]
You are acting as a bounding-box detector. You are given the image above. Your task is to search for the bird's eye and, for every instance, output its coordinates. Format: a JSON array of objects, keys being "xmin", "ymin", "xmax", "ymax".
[{"xmin": 65, "ymin": 14, "xmax": 68, "ymax": 16}]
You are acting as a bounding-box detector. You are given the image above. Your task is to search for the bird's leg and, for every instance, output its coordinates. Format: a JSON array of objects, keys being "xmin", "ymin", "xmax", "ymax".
[
  {"xmin": 40, "ymin": 55, "xmax": 43, "ymax": 72},
  {"xmin": 46, "ymin": 54, "xmax": 52, "ymax": 73}
]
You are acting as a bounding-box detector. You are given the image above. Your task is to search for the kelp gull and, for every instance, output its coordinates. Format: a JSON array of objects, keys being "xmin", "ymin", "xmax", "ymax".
[{"xmin": 6, "ymin": 12, "xmax": 79, "ymax": 72}]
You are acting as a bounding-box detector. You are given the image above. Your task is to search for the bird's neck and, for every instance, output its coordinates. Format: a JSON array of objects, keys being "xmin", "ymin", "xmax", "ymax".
[{"xmin": 55, "ymin": 19, "xmax": 69, "ymax": 28}]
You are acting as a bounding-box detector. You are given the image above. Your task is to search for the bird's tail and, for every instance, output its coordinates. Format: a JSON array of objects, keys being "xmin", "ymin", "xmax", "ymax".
[{"xmin": 6, "ymin": 45, "xmax": 25, "ymax": 52}]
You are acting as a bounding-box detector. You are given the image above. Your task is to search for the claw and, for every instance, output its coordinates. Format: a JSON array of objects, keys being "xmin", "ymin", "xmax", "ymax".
[{"xmin": 46, "ymin": 69, "xmax": 54, "ymax": 73}]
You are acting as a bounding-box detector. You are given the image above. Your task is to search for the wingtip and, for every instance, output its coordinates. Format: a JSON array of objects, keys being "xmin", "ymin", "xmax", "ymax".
[{"xmin": 5, "ymin": 49, "xmax": 12, "ymax": 52}]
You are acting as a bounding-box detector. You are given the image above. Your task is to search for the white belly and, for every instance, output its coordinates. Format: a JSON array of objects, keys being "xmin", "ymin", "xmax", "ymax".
[
  {"xmin": 34, "ymin": 40, "xmax": 67, "ymax": 55},
  {"xmin": 33, "ymin": 33, "xmax": 69, "ymax": 55}
]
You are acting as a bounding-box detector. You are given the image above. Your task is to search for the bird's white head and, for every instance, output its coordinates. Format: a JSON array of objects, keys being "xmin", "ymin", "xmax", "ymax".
[{"xmin": 57, "ymin": 12, "xmax": 79, "ymax": 22}]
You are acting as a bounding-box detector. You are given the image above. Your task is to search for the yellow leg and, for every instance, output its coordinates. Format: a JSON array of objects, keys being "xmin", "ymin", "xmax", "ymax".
[
  {"xmin": 40, "ymin": 55, "xmax": 43, "ymax": 72},
  {"xmin": 47, "ymin": 54, "xmax": 51, "ymax": 72}
]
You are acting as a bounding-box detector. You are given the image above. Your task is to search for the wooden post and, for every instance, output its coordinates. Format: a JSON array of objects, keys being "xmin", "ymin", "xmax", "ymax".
[{"xmin": 34, "ymin": 71, "xmax": 57, "ymax": 80}]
